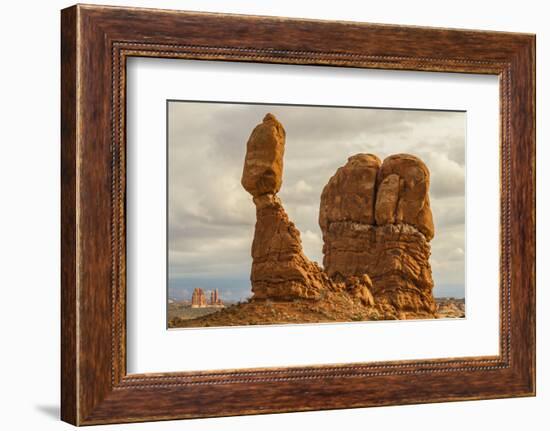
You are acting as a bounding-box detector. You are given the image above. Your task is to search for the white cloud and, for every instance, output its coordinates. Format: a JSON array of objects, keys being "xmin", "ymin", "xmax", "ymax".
[{"xmin": 301, "ymin": 229, "xmax": 324, "ymax": 265}]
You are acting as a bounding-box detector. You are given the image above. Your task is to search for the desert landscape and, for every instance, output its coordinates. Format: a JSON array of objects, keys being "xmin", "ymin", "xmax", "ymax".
[{"xmin": 168, "ymin": 113, "xmax": 465, "ymax": 328}]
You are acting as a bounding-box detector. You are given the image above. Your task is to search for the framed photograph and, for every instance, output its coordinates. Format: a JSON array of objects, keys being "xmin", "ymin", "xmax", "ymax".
[{"xmin": 61, "ymin": 4, "xmax": 535, "ymax": 425}]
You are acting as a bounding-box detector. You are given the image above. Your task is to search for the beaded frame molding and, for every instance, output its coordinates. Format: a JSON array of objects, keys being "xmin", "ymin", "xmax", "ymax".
[{"xmin": 61, "ymin": 4, "xmax": 535, "ymax": 425}]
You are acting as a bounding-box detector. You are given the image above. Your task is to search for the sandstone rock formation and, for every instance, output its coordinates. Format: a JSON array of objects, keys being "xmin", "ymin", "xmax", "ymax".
[
  {"xmin": 320, "ymin": 153, "xmax": 436, "ymax": 318},
  {"xmin": 236, "ymin": 113, "xmax": 436, "ymax": 323},
  {"xmin": 191, "ymin": 288, "xmax": 224, "ymax": 309},
  {"xmin": 241, "ymin": 113, "xmax": 285, "ymax": 197},
  {"xmin": 319, "ymin": 154, "xmax": 381, "ymax": 229},
  {"xmin": 376, "ymin": 154, "xmax": 434, "ymax": 240},
  {"xmin": 242, "ymin": 114, "xmax": 373, "ymax": 303},
  {"xmin": 209, "ymin": 289, "xmax": 224, "ymax": 307},
  {"xmin": 243, "ymin": 114, "xmax": 328, "ymax": 300},
  {"xmin": 249, "ymin": 192, "xmax": 330, "ymax": 300},
  {"xmin": 191, "ymin": 287, "xmax": 207, "ymax": 308}
]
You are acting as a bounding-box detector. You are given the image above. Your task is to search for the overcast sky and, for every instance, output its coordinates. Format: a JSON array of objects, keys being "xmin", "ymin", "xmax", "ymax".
[{"xmin": 168, "ymin": 101, "xmax": 465, "ymax": 302}]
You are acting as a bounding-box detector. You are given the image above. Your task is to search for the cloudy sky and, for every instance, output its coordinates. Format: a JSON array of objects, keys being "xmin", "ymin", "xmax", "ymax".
[{"xmin": 168, "ymin": 101, "xmax": 465, "ymax": 302}]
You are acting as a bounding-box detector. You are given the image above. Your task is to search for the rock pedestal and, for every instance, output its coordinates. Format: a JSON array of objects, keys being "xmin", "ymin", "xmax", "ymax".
[
  {"xmin": 249, "ymin": 193, "xmax": 329, "ymax": 300},
  {"xmin": 242, "ymin": 114, "xmax": 349, "ymax": 301}
]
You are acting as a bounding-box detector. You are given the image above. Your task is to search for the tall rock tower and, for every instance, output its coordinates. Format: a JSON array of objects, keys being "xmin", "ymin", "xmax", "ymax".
[
  {"xmin": 241, "ymin": 114, "xmax": 338, "ymax": 301},
  {"xmin": 320, "ymin": 153, "xmax": 436, "ymax": 318}
]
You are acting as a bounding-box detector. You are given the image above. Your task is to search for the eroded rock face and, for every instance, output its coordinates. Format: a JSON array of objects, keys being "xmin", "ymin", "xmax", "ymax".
[
  {"xmin": 343, "ymin": 274, "xmax": 375, "ymax": 307},
  {"xmin": 249, "ymin": 193, "xmax": 329, "ymax": 300},
  {"xmin": 376, "ymin": 154, "xmax": 434, "ymax": 240},
  {"xmin": 319, "ymin": 154, "xmax": 381, "ymax": 230},
  {"xmin": 320, "ymin": 154, "xmax": 436, "ymax": 317}
]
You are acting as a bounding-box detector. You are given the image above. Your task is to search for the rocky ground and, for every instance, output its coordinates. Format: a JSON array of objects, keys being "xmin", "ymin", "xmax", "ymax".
[
  {"xmin": 169, "ymin": 294, "xmax": 385, "ymax": 328},
  {"xmin": 168, "ymin": 293, "xmax": 463, "ymax": 329},
  {"xmin": 435, "ymin": 297, "xmax": 466, "ymax": 318},
  {"xmin": 168, "ymin": 301, "xmax": 226, "ymax": 322}
]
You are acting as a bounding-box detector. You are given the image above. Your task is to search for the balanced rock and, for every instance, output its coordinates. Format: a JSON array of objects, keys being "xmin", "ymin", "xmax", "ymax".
[
  {"xmin": 320, "ymin": 153, "xmax": 436, "ymax": 317},
  {"xmin": 241, "ymin": 113, "xmax": 286, "ymax": 197},
  {"xmin": 243, "ymin": 114, "xmax": 347, "ymax": 301}
]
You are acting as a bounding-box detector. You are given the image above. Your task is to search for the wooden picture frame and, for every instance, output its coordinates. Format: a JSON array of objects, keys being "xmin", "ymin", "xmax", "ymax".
[{"xmin": 61, "ymin": 4, "xmax": 535, "ymax": 425}]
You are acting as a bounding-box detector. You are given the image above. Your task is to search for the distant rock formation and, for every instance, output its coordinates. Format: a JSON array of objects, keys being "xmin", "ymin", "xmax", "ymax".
[
  {"xmin": 242, "ymin": 114, "xmax": 373, "ymax": 303},
  {"xmin": 209, "ymin": 289, "xmax": 224, "ymax": 307},
  {"xmin": 191, "ymin": 287, "xmax": 225, "ymax": 308},
  {"xmin": 191, "ymin": 288, "xmax": 207, "ymax": 308},
  {"xmin": 320, "ymin": 153, "xmax": 436, "ymax": 318}
]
